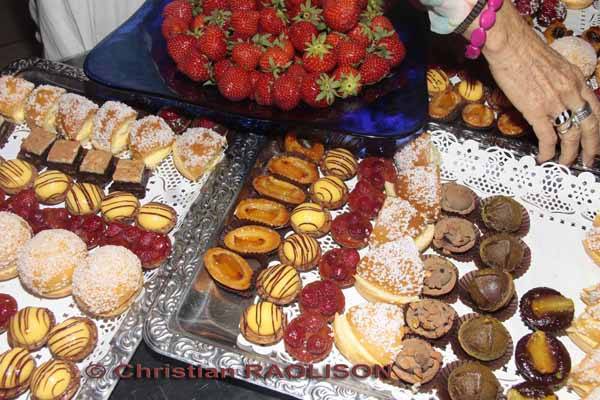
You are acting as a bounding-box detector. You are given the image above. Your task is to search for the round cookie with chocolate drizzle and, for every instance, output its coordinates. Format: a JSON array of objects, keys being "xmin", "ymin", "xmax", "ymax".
[
  {"xmin": 65, "ymin": 182, "xmax": 103, "ymax": 216},
  {"xmin": 0, "ymin": 347, "xmax": 36, "ymax": 399},
  {"xmin": 310, "ymin": 176, "xmax": 348, "ymax": 210},
  {"xmin": 30, "ymin": 359, "xmax": 80, "ymax": 400},
  {"xmin": 47, "ymin": 317, "xmax": 98, "ymax": 362},
  {"xmin": 239, "ymin": 301, "xmax": 286, "ymax": 346},
  {"xmin": 101, "ymin": 191, "xmax": 140, "ymax": 223},
  {"xmin": 290, "ymin": 202, "xmax": 331, "ymax": 238},
  {"xmin": 7, "ymin": 306, "xmax": 55, "ymax": 351},
  {"xmin": 0, "ymin": 159, "xmax": 38, "ymax": 195},
  {"xmin": 278, "ymin": 233, "xmax": 321, "ymax": 272},
  {"xmin": 320, "ymin": 148, "xmax": 358, "ymax": 181},
  {"xmin": 136, "ymin": 202, "xmax": 177, "ymax": 234},
  {"xmin": 33, "ymin": 170, "xmax": 72, "ymax": 205},
  {"xmin": 257, "ymin": 264, "xmax": 302, "ymax": 305}
]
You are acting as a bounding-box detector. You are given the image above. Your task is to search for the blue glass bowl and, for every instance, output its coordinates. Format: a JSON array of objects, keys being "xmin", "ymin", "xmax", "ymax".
[{"xmin": 84, "ymin": 0, "xmax": 429, "ymax": 137}]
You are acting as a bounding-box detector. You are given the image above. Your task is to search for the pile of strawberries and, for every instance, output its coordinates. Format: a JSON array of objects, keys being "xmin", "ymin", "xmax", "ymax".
[{"xmin": 161, "ymin": 0, "xmax": 406, "ymax": 110}]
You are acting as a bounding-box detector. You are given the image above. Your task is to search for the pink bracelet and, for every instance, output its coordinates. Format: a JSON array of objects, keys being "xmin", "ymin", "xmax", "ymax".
[{"xmin": 464, "ymin": 0, "xmax": 504, "ymax": 59}]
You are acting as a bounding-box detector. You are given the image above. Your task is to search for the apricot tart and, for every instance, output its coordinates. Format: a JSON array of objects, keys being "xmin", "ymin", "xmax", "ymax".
[
  {"xmin": 319, "ymin": 248, "xmax": 360, "ymax": 288},
  {"xmin": 520, "ymin": 287, "xmax": 574, "ymax": 332},
  {"xmin": 203, "ymin": 247, "xmax": 253, "ymax": 292},
  {"xmin": 348, "ymin": 180, "xmax": 385, "ymax": 219},
  {"xmin": 256, "ymin": 263, "xmax": 301, "ymax": 305},
  {"xmin": 515, "ymin": 331, "xmax": 571, "ymax": 387},
  {"xmin": 223, "ymin": 225, "xmax": 281, "ymax": 255},
  {"xmin": 283, "ymin": 132, "xmax": 325, "ymax": 162},
  {"xmin": 267, "ymin": 155, "xmax": 319, "ymax": 185},
  {"xmin": 284, "ymin": 312, "xmax": 333, "ymax": 363},
  {"xmin": 331, "ymin": 211, "xmax": 373, "ymax": 249},
  {"xmin": 240, "ymin": 301, "xmax": 286, "ymax": 345},
  {"xmin": 428, "ymin": 90, "xmax": 462, "ymax": 121},
  {"xmin": 299, "ymin": 280, "xmax": 345, "ymax": 322},
  {"xmin": 252, "ymin": 175, "xmax": 306, "ymax": 205},
  {"xmin": 234, "ymin": 198, "xmax": 289, "ymax": 228},
  {"xmin": 357, "ymin": 157, "xmax": 396, "ymax": 190},
  {"xmin": 278, "ymin": 233, "xmax": 321, "ymax": 271},
  {"xmin": 462, "ymin": 103, "xmax": 495, "ymax": 130}
]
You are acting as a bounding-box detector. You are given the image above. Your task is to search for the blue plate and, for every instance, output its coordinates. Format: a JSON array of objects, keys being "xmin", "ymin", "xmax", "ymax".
[{"xmin": 84, "ymin": 0, "xmax": 429, "ymax": 137}]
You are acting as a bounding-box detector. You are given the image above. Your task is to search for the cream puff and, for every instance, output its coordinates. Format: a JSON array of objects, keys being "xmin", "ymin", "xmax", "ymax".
[
  {"xmin": 395, "ymin": 165, "xmax": 442, "ymax": 222},
  {"xmin": 0, "ymin": 75, "xmax": 35, "ymax": 123},
  {"xmin": 239, "ymin": 301, "xmax": 286, "ymax": 345},
  {"xmin": 355, "ymin": 238, "xmax": 425, "ymax": 304},
  {"xmin": 310, "ymin": 176, "xmax": 348, "ymax": 210},
  {"xmin": 65, "ymin": 182, "xmax": 103, "ymax": 216},
  {"xmin": 33, "ymin": 170, "xmax": 72, "ymax": 205},
  {"xmin": 0, "ymin": 212, "xmax": 32, "ymax": 281},
  {"xmin": 290, "ymin": 202, "xmax": 331, "ymax": 238},
  {"xmin": 30, "ymin": 359, "xmax": 80, "ymax": 400},
  {"xmin": 72, "ymin": 245, "xmax": 143, "ymax": 318},
  {"xmin": 100, "ymin": 191, "xmax": 140, "ymax": 223},
  {"xmin": 56, "ymin": 93, "xmax": 98, "ymax": 141},
  {"xmin": 24, "ymin": 84, "xmax": 66, "ymax": 132},
  {"xmin": 393, "ymin": 132, "xmax": 440, "ymax": 173},
  {"xmin": 130, "ymin": 116, "xmax": 175, "ymax": 169},
  {"xmin": 369, "ymin": 197, "xmax": 433, "ymax": 251},
  {"xmin": 0, "ymin": 347, "xmax": 36, "ymax": 399},
  {"xmin": 47, "ymin": 317, "xmax": 97, "ymax": 362},
  {"xmin": 17, "ymin": 229, "xmax": 87, "ymax": 298},
  {"xmin": 8, "ymin": 307, "xmax": 55, "ymax": 351},
  {"xmin": 135, "ymin": 202, "xmax": 177, "ymax": 234},
  {"xmin": 333, "ymin": 302, "xmax": 406, "ymax": 366},
  {"xmin": 0, "ymin": 159, "xmax": 38, "ymax": 195},
  {"xmin": 173, "ymin": 127, "xmax": 227, "ymax": 181},
  {"xmin": 91, "ymin": 101, "xmax": 138, "ymax": 154}
]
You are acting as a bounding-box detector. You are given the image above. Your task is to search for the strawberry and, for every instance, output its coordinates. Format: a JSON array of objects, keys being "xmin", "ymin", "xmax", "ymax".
[
  {"xmin": 273, "ymin": 73, "xmax": 302, "ymax": 110},
  {"xmin": 214, "ymin": 59, "xmax": 233, "ymax": 82},
  {"xmin": 232, "ymin": 42, "xmax": 263, "ymax": 70},
  {"xmin": 231, "ymin": 11, "xmax": 261, "ymax": 39},
  {"xmin": 218, "ymin": 65, "xmax": 253, "ymax": 101},
  {"xmin": 190, "ymin": 14, "xmax": 206, "ymax": 31},
  {"xmin": 260, "ymin": 8, "xmax": 288, "ymax": 35},
  {"xmin": 376, "ymin": 35, "xmax": 405, "ymax": 67},
  {"xmin": 162, "ymin": 17, "xmax": 189, "ymax": 39},
  {"xmin": 285, "ymin": 0, "xmax": 304, "ymax": 18},
  {"xmin": 203, "ymin": 0, "xmax": 228, "ymax": 14},
  {"xmin": 336, "ymin": 39, "xmax": 366, "ymax": 67},
  {"xmin": 163, "ymin": 0, "xmax": 193, "ymax": 23},
  {"xmin": 205, "ymin": 9, "xmax": 232, "ymax": 28},
  {"xmin": 286, "ymin": 63, "xmax": 308, "ymax": 82},
  {"xmin": 289, "ymin": 21, "xmax": 318, "ymax": 52},
  {"xmin": 323, "ymin": 0, "xmax": 360, "ymax": 32},
  {"xmin": 333, "ymin": 65, "xmax": 362, "ymax": 97},
  {"xmin": 301, "ymin": 73, "xmax": 340, "ymax": 108},
  {"xmin": 254, "ymin": 72, "xmax": 275, "ymax": 105},
  {"xmin": 302, "ymin": 33, "xmax": 336, "ymax": 74},
  {"xmin": 259, "ymin": 47, "xmax": 292, "ymax": 72},
  {"xmin": 348, "ymin": 23, "xmax": 372, "ymax": 46},
  {"xmin": 230, "ymin": 0, "xmax": 257, "ymax": 11},
  {"xmin": 179, "ymin": 50, "xmax": 211, "ymax": 81},
  {"xmin": 370, "ymin": 15, "xmax": 394, "ymax": 32},
  {"xmin": 196, "ymin": 25, "xmax": 227, "ymax": 61},
  {"xmin": 271, "ymin": 36, "xmax": 296, "ymax": 59},
  {"xmin": 293, "ymin": 1, "xmax": 325, "ymax": 28},
  {"xmin": 168, "ymin": 34, "xmax": 195, "ymax": 64},
  {"xmin": 249, "ymin": 70, "xmax": 262, "ymax": 99},
  {"xmin": 325, "ymin": 32, "xmax": 346, "ymax": 50},
  {"xmin": 359, "ymin": 53, "xmax": 390, "ymax": 84}
]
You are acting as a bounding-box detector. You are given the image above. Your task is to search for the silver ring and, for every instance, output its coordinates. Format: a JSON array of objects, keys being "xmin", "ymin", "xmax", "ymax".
[
  {"xmin": 572, "ymin": 102, "xmax": 593, "ymax": 126},
  {"xmin": 556, "ymin": 119, "xmax": 573, "ymax": 136},
  {"xmin": 553, "ymin": 109, "xmax": 573, "ymax": 127}
]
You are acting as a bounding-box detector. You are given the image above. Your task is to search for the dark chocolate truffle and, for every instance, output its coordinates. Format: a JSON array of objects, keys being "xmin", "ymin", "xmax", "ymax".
[
  {"xmin": 481, "ymin": 196, "xmax": 524, "ymax": 233},
  {"xmin": 458, "ymin": 316, "xmax": 511, "ymax": 361},
  {"xmin": 479, "ymin": 233, "xmax": 524, "ymax": 272},
  {"xmin": 466, "ymin": 269, "xmax": 515, "ymax": 312},
  {"xmin": 447, "ymin": 362, "xmax": 500, "ymax": 400}
]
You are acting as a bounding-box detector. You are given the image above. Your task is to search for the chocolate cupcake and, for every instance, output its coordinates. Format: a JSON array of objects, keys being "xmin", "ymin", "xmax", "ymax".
[
  {"xmin": 454, "ymin": 314, "xmax": 513, "ymax": 370},
  {"xmin": 390, "ymin": 338, "xmax": 442, "ymax": 385},
  {"xmin": 480, "ymin": 196, "xmax": 529, "ymax": 236},
  {"xmin": 405, "ymin": 299, "xmax": 456, "ymax": 340},
  {"xmin": 441, "ymin": 183, "xmax": 478, "ymax": 216},
  {"xmin": 444, "ymin": 362, "xmax": 501, "ymax": 400},
  {"xmin": 433, "ymin": 217, "xmax": 478, "ymax": 259},
  {"xmin": 515, "ymin": 331, "xmax": 571, "ymax": 387},
  {"xmin": 520, "ymin": 287, "xmax": 574, "ymax": 332},
  {"xmin": 478, "ymin": 233, "xmax": 527, "ymax": 273},
  {"xmin": 461, "ymin": 269, "xmax": 516, "ymax": 314}
]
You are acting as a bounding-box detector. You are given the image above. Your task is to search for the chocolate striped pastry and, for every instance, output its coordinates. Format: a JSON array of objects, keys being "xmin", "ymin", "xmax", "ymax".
[
  {"xmin": 0, "ymin": 159, "xmax": 37, "ymax": 195},
  {"xmin": 7, "ymin": 307, "xmax": 55, "ymax": 351},
  {"xmin": 30, "ymin": 359, "xmax": 80, "ymax": 400},
  {"xmin": 33, "ymin": 170, "xmax": 72, "ymax": 205},
  {"xmin": 320, "ymin": 148, "xmax": 358, "ymax": 181},
  {"xmin": 456, "ymin": 79, "xmax": 484, "ymax": 103},
  {"xmin": 65, "ymin": 182, "xmax": 104, "ymax": 216},
  {"xmin": 257, "ymin": 264, "xmax": 302, "ymax": 305},
  {"xmin": 136, "ymin": 202, "xmax": 177, "ymax": 234},
  {"xmin": 290, "ymin": 202, "xmax": 331, "ymax": 238},
  {"xmin": 0, "ymin": 76, "xmax": 35, "ymax": 123},
  {"xmin": 24, "ymin": 84, "xmax": 66, "ymax": 132},
  {"xmin": 278, "ymin": 233, "xmax": 321, "ymax": 271},
  {"xmin": 239, "ymin": 301, "xmax": 286, "ymax": 345},
  {"xmin": 426, "ymin": 68, "xmax": 450, "ymax": 95},
  {"xmin": 47, "ymin": 317, "xmax": 97, "ymax": 362},
  {"xmin": 310, "ymin": 176, "xmax": 348, "ymax": 210},
  {"xmin": 101, "ymin": 191, "xmax": 140, "ymax": 223},
  {"xmin": 0, "ymin": 347, "xmax": 36, "ymax": 399}
]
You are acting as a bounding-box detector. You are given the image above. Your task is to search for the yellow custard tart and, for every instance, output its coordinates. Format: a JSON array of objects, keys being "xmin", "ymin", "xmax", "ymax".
[
  {"xmin": 30, "ymin": 359, "xmax": 80, "ymax": 400},
  {"xmin": 320, "ymin": 148, "xmax": 358, "ymax": 181},
  {"xmin": 65, "ymin": 182, "xmax": 103, "ymax": 216},
  {"xmin": 290, "ymin": 202, "xmax": 331, "ymax": 238},
  {"xmin": 47, "ymin": 317, "xmax": 98, "ymax": 362},
  {"xmin": 101, "ymin": 191, "xmax": 141, "ymax": 223},
  {"xmin": 33, "ymin": 170, "xmax": 72, "ymax": 205},
  {"xmin": 0, "ymin": 347, "xmax": 36, "ymax": 399},
  {"xmin": 278, "ymin": 233, "xmax": 321, "ymax": 271},
  {"xmin": 240, "ymin": 301, "xmax": 286, "ymax": 345},
  {"xmin": 257, "ymin": 264, "xmax": 302, "ymax": 305},
  {"xmin": 8, "ymin": 307, "xmax": 55, "ymax": 351},
  {"xmin": 0, "ymin": 159, "xmax": 38, "ymax": 195},
  {"xmin": 136, "ymin": 202, "xmax": 177, "ymax": 234},
  {"xmin": 310, "ymin": 176, "xmax": 348, "ymax": 210}
]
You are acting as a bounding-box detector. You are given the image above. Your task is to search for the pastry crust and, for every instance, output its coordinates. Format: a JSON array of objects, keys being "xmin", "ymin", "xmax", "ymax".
[
  {"xmin": 0, "ymin": 76, "xmax": 35, "ymax": 123},
  {"xmin": 91, "ymin": 101, "xmax": 138, "ymax": 154},
  {"xmin": 24, "ymin": 84, "xmax": 66, "ymax": 132},
  {"xmin": 0, "ymin": 212, "xmax": 32, "ymax": 282},
  {"xmin": 130, "ymin": 116, "xmax": 175, "ymax": 169},
  {"xmin": 56, "ymin": 93, "xmax": 98, "ymax": 141},
  {"xmin": 173, "ymin": 127, "xmax": 226, "ymax": 181}
]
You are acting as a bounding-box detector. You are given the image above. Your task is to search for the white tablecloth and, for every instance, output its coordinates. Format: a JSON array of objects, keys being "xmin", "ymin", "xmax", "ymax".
[{"xmin": 30, "ymin": 0, "xmax": 145, "ymax": 60}]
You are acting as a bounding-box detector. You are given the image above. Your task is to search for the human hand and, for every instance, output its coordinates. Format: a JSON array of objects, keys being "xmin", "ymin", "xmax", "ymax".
[{"xmin": 468, "ymin": 3, "xmax": 600, "ymax": 166}]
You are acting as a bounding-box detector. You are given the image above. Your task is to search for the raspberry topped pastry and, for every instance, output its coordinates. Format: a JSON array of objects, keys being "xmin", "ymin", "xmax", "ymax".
[
  {"xmin": 0, "ymin": 75, "xmax": 35, "ymax": 123},
  {"xmin": 395, "ymin": 165, "xmax": 441, "ymax": 222},
  {"xmin": 284, "ymin": 312, "xmax": 333, "ymax": 363},
  {"xmin": 173, "ymin": 127, "xmax": 227, "ymax": 181},
  {"xmin": 355, "ymin": 238, "xmax": 425, "ymax": 304},
  {"xmin": 130, "ymin": 116, "xmax": 175, "ymax": 169},
  {"xmin": 348, "ymin": 180, "xmax": 385, "ymax": 219},
  {"xmin": 91, "ymin": 101, "xmax": 138, "ymax": 154},
  {"xmin": 333, "ymin": 302, "xmax": 406, "ymax": 366},
  {"xmin": 358, "ymin": 157, "xmax": 396, "ymax": 191},
  {"xmin": 319, "ymin": 248, "xmax": 360, "ymax": 288},
  {"xmin": 299, "ymin": 280, "xmax": 345, "ymax": 322},
  {"xmin": 24, "ymin": 84, "xmax": 66, "ymax": 132},
  {"xmin": 56, "ymin": 93, "xmax": 99, "ymax": 141},
  {"xmin": 331, "ymin": 211, "xmax": 373, "ymax": 249}
]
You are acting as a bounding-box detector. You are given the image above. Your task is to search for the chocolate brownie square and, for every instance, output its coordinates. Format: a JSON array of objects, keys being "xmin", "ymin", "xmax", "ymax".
[
  {"xmin": 78, "ymin": 149, "xmax": 116, "ymax": 187},
  {"xmin": 46, "ymin": 139, "xmax": 84, "ymax": 175},
  {"xmin": 110, "ymin": 159, "xmax": 150, "ymax": 199},
  {"xmin": 18, "ymin": 126, "xmax": 57, "ymax": 167}
]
